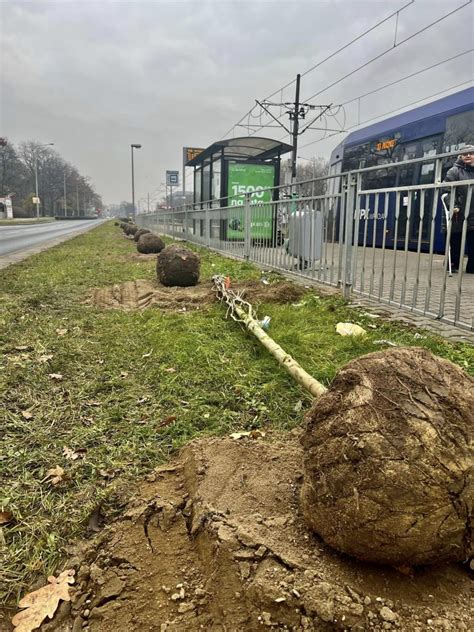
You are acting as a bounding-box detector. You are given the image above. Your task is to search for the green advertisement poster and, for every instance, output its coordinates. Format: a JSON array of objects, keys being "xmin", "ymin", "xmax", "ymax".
[{"xmin": 227, "ymin": 163, "xmax": 275, "ymax": 240}]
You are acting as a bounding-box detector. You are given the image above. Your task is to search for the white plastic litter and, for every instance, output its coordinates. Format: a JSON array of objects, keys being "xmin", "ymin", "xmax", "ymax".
[{"xmin": 336, "ymin": 322, "xmax": 367, "ymax": 337}]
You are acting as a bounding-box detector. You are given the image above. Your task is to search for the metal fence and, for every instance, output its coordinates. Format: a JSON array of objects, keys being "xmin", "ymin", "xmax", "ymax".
[{"xmin": 137, "ymin": 152, "xmax": 474, "ymax": 332}]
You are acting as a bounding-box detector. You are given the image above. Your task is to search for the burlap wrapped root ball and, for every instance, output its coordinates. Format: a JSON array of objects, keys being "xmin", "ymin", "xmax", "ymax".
[
  {"xmin": 133, "ymin": 228, "xmax": 151, "ymax": 242},
  {"xmin": 137, "ymin": 233, "xmax": 165, "ymax": 254},
  {"xmin": 300, "ymin": 347, "xmax": 473, "ymax": 566},
  {"xmin": 156, "ymin": 244, "xmax": 200, "ymax": 287}
]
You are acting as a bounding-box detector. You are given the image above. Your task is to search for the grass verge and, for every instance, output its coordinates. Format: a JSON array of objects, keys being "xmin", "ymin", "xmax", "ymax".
[{"xmin": 1, "ymin": 221, "xmax": 472, "ymax": 605}]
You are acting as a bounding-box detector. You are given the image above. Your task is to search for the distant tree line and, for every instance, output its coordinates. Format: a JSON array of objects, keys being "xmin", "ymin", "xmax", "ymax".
[
  {"xmin": 0, "ymin": 138, "xmax": 102, "ymax": 217},
  {"xmin": 283, "ymin": 157, "xmax": 329, "ymax": 197}
]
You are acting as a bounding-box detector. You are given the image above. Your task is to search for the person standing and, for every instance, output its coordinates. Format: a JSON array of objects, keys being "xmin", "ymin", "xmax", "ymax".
[{"xmin": 443, "ymin": 146, "xmax": 474, "ymax": 273}]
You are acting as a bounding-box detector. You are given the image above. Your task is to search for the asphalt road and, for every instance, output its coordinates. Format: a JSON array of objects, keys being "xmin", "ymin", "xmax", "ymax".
[{"xmin": 0, "ymin": 219, "xmax": 102, "ymax": 257}]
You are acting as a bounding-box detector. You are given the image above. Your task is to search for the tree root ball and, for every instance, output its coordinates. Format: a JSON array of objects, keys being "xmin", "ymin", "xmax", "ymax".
[
  {"xmin": 124, "ymin": 224, "xmax": 138, "ymax": 236},
  {"xmin": 300, "ymin": 347, "xmax": 473, "ymax": 566},
  {"xmin": 156, "ymin": 244, "xmax": 200, "ymax": 287},
  {"xmin": 137, "ymin": 233, "xmax": 165, "ymax": 254},
  {"xmin": 133, "ymin": 228, "xmax": 151, "ymax": 242}
]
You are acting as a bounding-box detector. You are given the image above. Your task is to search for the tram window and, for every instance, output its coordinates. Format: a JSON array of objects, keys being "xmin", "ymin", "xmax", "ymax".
[
  {"xmin": 396, "ymin": 142, "xmax": 418, "ymax": 186},
  {"xmin": 342, "ymin": 143, "xmax": 369, "ymax": 171},
  {"xmin": 418, "ymin": 136, "xmax": 441, "ymax": 185},
  {"xmin": 444, "ymin": 110, "xmax": 474, "ymax": 151}
]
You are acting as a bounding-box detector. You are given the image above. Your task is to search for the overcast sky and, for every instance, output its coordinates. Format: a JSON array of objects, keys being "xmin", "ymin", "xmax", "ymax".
[{"xmin": 1, "ymin": 0, "xmax": 473, "ymax": 205}]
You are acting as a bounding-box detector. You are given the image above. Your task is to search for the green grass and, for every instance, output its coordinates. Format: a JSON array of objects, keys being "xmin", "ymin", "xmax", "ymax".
[{"xmin": 0, "ymin": 222, "xmax": 472, "ymax": 605}]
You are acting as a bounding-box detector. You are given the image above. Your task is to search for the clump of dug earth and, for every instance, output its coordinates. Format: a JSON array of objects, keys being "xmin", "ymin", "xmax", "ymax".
[
  {"xmin": 133, "ymin": 228, "xmax": 151, "ymax": 242},
  {"xmin": 123, "ymin": 224, "xmax": 138, "ymax": 236},
  {"xmin": 300, "ymin": 346, "xmax": 474, "ymax": 566},
  {"xmin": 156, "ymin": 244, "xmax": 200, "ymax": 287},
  {"xmin": 137, "ymin": 233, "xmax": 166, "ymax": 254}
]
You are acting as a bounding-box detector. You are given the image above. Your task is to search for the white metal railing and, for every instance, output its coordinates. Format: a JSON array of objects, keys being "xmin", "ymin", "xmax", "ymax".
[{"xmin": 137, "ymin": 153, "xmax": 474, "ymax": 331}]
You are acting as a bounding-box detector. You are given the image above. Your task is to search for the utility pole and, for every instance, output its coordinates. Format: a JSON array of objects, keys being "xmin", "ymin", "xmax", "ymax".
[
  {"xmin": 257, "ymin": 77, "xmax": 336, "ymax": 186},
  {"xmin": 147, "ymin": 192, "xmax": 150, "ymax": 213},
  {"xmin": 130, "ymin": 144, "xmax": 142, "ymax": 218},
  {"xmin": 63, "ymin": 170, "xmax": 67, "ymax": 217},
  {"xmin": 290, "ymin": 74, "xmax": 301, "ymax": 183},
  {"xmin": 76, "ymin": 182, "xmax": 80, "ymax": 216},
  {"xmin": 35, "ymin": 158, "xmax": 40, "ymax": 219},
  {"xmin": 33, "ymin": 142, "xmax": 54, "ymax": 218}
]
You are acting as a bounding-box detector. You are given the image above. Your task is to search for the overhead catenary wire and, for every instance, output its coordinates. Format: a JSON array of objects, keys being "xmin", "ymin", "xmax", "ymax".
[
  {"xmin": 221, "ymin": 0, "xmax": 415, "ymax": 138},
  {"xmin": 302, "ymin": 0, "xmax": 473, "ymax": 104},
  {"xmin": 233, "ymin": 0, "xmax": 472, "ymax": 141},
  {"xmin": 298, "ymin": 80, "xmax": 473, "ymax": 151},
  {"xmin": 273, "ymin": 49, "xmax": 473, "ymax": 147}
]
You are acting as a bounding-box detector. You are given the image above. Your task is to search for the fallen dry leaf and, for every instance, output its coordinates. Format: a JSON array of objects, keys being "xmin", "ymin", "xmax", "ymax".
[
  {"xmin": 21, "ymin": 411, "xmax": 33, "ymax": 420},
  {"xmin": 293, "ymin": 400, "xmax": 303, "ymax": 413},
  {"xmin": 0, "ymin": 511, "xmax": 14, "ymax": 525},
  {"xmin": 48, "ymin": 373, "xmax": 63, "ymax": 381},
  {"xmin": 230, "ymin": 430, "xmax": 266, "ymax": 441},
  {"xmin": 15, "ymin": 345, "xmax": 30, "ymax": 351},
  {"xmin": 12, "ymin": 569, "xmax": 75, "ymax": 632},
  {"xmin": 55, "ymin": 328, "xmax": 68, "ymax": 336},
  {"xmin": 45, "ymin": 466, "xmax": 65, "ymax": 485},
  {"xmin": 37, "ymin": 354, "xmax": 53, "ymax": 364},
  {"xmin": 142, "ymin": 352, "xmax": 152, "ymax": 358},
  {"xmin": 159, "ymin": 415, "xmax": 177, "ymax": 428},
  {"xmin": 120, "ymin": 371, "xmax": 129, "ymax": 378},
  {"xmin": 62, "ymin": 446, "xmax": 86, "ymax": 461},
  {"xmin": 165, "ymin": 367, "xmax": 176, "ymax": 373}
]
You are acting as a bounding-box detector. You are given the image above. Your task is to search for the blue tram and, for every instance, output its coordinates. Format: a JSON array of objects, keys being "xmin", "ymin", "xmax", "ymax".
[{"xmin": 329, "ymin": 87, "xmax": 474, "ymax": 253}]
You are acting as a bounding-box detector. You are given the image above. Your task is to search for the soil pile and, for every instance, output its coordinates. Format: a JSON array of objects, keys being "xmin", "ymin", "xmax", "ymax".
[
  {"xmin": 301, "ymin": 347, "xmax": 474, "ymax": 566},
  {"xmin": 137, "ymin": 234, "xmax": 165, "ymax": 254},
  {"xmin": 156, "ymin": 245, "xmax": 200, "ymax": 287},
  {"xmin": 90, "ymin": 280, "xmax": 306, "ymax": 312},
  {"xmin": 41, "ymin": 433, "xmax": 471, "ymax": 631},
  {"xmin": 123, "ymin": 224, "xmax": 138, "ymax": 236},
  {"xmin": 133, "ymin": 228, "xmax": 151, "ymax": 242}
]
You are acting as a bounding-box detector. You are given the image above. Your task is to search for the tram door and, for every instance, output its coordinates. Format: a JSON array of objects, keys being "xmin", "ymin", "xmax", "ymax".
[{"xmin": 394, "ymin": 136, "xmax": 442, "ymax": 251}]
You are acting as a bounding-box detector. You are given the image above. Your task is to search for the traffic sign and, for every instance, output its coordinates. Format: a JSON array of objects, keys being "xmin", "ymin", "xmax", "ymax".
[{"xmin": 166, "ymin": 170, "xmax": 179, "ymax": 186}]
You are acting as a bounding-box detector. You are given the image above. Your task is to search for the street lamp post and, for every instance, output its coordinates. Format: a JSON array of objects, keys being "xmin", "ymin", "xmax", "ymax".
[
  {"xmin": 63, "ymin": 170, "xmax": 67, "ymax": 217},
  {"xmin": 130, "ymin": 144, "xmax": 142, "ymax": 218},
  {"xmin": 34, "ymin": 142, "xmax": 54, "ymax": 218}
]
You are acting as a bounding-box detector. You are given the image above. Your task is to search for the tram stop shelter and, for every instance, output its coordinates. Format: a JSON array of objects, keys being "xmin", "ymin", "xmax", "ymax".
[
  {"xmin": 186, "ymin": 136, "xmax": 292, "ymax": 206},
  {"xmin": 185, "ymin": 136, "xmax": 292, "ymax": 242}
]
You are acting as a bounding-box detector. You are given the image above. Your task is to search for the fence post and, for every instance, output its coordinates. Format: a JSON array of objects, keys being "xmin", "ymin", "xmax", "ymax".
[
  {"xmin": 244, "ymin": 192, "xmax": 251, "ymax": 260},
  {"xmin": 205, "ymin": 203, "xmax": 211, "ymax": 248},
  {"xmin": 341, "ymin": 172, "xmax": 356, "ymax": 300}
]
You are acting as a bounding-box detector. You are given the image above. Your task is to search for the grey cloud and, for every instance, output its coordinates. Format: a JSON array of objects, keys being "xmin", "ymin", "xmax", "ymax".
[{"xmin": 1, "ymin": 0, "xmax": 472, "ymax": 203}]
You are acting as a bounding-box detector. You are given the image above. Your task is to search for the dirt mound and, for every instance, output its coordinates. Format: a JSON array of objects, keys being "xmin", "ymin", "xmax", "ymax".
[
  {"xmin": 133, "ymin": 228, "xmax": 151, "ymax": 242},
  {"xmin": 89, "ymin": 280, "xmax": 306, "ymax": 312},
  {"xmin": 123, "ymin": 224, "xmax": 138, "ymax": 236},
  {"xmin": 137, "ymin": 233, "xmax": 165, "ymax": 254},
  {"xmin": 157, "ymin": 245, "xmax": 200, "ymax": 287},
  {"xmin": 42, "ymin": 433, "xmax": 471, "ymax": 631},
  {"xmin": 300, "ymin": 347, "xmax": 474, "ymax": 566}
]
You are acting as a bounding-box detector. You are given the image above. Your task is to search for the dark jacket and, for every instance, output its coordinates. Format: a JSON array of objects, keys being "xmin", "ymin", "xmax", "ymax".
[{"xmin": 442, "ymin": 159, "xmax": 474, "ymax": 233}]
